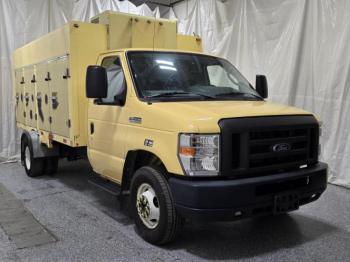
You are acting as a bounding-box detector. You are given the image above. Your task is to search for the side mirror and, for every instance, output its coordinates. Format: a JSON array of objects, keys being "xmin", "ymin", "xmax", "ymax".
[
  {"xmin": 86, "ymin": 66, "xmax": 108, "ymax": 98},
  {"xmin": 255, "ymin": 75, "xmax": 268, "ymax": 98}
]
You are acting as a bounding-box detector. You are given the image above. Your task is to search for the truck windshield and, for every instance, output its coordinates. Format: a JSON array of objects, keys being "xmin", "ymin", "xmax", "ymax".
[{"xmin": 127, "ymin": 51, "xmax": 262, "ymax": 101}]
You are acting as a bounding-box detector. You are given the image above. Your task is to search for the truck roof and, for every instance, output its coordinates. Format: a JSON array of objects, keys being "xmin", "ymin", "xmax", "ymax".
[{"xmin": 99, "ymin": 48, "xmax": 215, "ymax": 57}]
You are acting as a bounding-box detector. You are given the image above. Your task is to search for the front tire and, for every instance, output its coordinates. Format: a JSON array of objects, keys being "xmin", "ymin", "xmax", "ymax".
[
  {"xmin": 21, "ymin": 137, "xmax": 44, "ymax": 177},
  {"xmin": 130, "ymin": 166, "xmax": 182, "ymax": 245}
]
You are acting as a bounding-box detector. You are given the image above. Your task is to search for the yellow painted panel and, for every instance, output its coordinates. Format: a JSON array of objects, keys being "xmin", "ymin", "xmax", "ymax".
[
  {"xmin": 13, "ymin": 25, "xmax": 70, "ymax": 69},
  {"xmin": 35, "ymin": 62, "xmax": 51, "ymax": 131},
  {"xmin": 92, "ymin": 11, "xmax": 133, "ymax": 50},
  {"xmin": 69, "ymin": 22, "xmax": 108, "ymax": 146},
  {"xmin": 131, "ymin": 16, "xmax": 155, "ymax": 48},
  {"xmin": 87, "ymin": 119, "xmax": 126, "ymax": 183},
  {"xmin": 13, "ymin": 21, "xmax": 107, "ymax": 147},
  {"xmin": 15, "ymin": 69, "xmax": 25, "ymax": 124},
  {"xmin": 154, "ymin": 20, "xmax": 177, "ymax": 49},
  {"xmin": 177, "ymin": 34, "xmax": 203, "ymax": 52},
  {"xmin": 124, "ymin": 125, "xmax": 182, "ymax": 176},
  {"xmin": 87, "ymin": 52, "xmax": 127, "ymax": 182},
  {"xmin": 106, "ymin": 12, "xmax": 132, "ymax": 50},
  {"xmin": 91, "ymin": 11, "xmax": 178, "ymax": 50},
  {"xmin": 48, "ymin": 56, "xmax": 70, "ymax": 137},
  {"xmin": 23, "ymin": 67, "xmax": 36, "ymax": 128}
]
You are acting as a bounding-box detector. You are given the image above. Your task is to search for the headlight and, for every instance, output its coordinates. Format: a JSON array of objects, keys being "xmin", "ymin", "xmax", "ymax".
[{"xmin": 178, "ymin": 133, "xmax": 220, "ymax": 176}]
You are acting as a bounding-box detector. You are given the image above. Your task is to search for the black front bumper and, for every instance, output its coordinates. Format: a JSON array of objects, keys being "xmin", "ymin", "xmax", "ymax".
[{"xmin": 169, "ymin": 162, "xmax": 328, "ymax": 221}]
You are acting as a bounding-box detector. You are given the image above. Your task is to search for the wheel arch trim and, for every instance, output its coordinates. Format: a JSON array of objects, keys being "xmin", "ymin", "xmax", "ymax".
[{"xmin": 121, "ymin": 149, "xmax": 168, "ymax": 193}]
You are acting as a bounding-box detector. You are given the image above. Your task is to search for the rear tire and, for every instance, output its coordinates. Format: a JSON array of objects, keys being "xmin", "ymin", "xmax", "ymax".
[
  {"xmin": 130, "ymin": 166, "xmax": 182, "ymax": 245},
  {"xmin": 21, "ymin": 137, "xmax": 44, "ymax": 177}
]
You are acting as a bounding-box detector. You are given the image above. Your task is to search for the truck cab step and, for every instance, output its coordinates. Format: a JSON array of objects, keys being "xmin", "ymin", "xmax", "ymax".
[{"xmin": 88, "ymin": 176, "xmax": 121, "ymax": 196}]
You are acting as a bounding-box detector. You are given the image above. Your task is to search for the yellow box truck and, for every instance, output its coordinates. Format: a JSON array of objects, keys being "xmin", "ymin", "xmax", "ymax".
[{"xmin": 13, "ymin": 11, "xmax": 327, "ymax": 245}]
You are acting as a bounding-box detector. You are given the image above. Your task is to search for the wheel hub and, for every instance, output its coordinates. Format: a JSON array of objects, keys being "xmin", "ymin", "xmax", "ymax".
[
  {"xmin": 137, "ymin": 195, "xmax": 150, "ymax": 219},
  {"xmin": 136, "ymin": 183, "xmax": 160, "ymax": 229}
]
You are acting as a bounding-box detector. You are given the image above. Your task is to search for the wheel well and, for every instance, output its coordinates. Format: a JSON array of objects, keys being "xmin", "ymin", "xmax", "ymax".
[
  {"xmin": 121, "ymin": 150, "xmax": 167, "ymax": 192},
  {"xmin": 20, "ymin": 130, "xmax": 60, "ymax": 159}
]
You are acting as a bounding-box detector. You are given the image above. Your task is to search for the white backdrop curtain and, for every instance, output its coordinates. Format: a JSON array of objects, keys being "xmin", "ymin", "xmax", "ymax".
[
  {"xmin": 173, "ymin": 0, "xmax": 350, "ymax": 188},
  {"xmin": 1, "ymin": 0, "xmax": 349, "ymax": 188},
  {"xmin": 0, "ymin": 0, "xmax": 161, "ymax": 160}
]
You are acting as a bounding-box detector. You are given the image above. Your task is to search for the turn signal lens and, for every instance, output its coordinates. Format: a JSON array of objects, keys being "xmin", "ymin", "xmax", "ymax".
[{"xmin": 179, "ymin": 147, "xmax": 196, "ymax": 156}]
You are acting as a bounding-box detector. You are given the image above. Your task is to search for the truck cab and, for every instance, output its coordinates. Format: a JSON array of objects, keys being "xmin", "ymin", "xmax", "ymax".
[{"xmin": 85, "ymin": 48, "xmax": 327, "ymax": 244}]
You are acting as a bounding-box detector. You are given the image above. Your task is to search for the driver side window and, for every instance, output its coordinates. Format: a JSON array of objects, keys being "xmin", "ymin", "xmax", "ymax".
[{"xmin": 101, "ymin": 56, "xmax": 125, "ymax": 104}]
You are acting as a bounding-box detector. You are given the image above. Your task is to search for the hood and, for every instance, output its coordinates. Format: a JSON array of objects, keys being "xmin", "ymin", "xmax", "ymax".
[{"xmin": 135, "ymin": 100, "xmax": 312, "ymax": 133}]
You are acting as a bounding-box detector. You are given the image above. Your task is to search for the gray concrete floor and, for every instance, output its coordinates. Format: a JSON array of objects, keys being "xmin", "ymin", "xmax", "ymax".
[{"xmin": 0, "ymin": 160, "xmax": 349, "ymax": 262}]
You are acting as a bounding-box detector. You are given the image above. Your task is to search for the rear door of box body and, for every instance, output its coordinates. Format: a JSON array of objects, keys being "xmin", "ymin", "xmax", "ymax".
[{"xmin": 48, "ymin": 56, "xmax": 70, "ymax": 138}]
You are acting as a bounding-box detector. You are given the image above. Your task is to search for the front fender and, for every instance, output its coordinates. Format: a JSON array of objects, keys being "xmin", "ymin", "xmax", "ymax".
[{"xmin": 124, "ymin": 126, "xmax": 184, "ymax": 176}]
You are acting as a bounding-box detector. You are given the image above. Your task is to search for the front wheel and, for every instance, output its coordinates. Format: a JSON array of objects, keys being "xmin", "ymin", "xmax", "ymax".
[{"xmin": 130, "ymin": 166, "xmax": 182, "ymax": 245}]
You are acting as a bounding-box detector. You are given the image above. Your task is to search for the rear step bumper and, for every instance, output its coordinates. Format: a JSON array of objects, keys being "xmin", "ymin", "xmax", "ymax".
[{"xmin": 169, "ymin": 162, "xmax": 328, "ymax": 221}]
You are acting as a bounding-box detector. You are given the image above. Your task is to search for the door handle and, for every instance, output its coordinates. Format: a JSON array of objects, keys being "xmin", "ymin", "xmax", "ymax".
[
  {"xmin": 24, "ymin": 94, "xmax": 29, "ymax": 106},
  {"xmin": 51, "ymin": 96, "xmax": 59, "ymax": 109},
  {"xmin": 44, "ymin": 72, "xmax": 51, "ymax": 81},
  {"xmin": 90, "ymin": 122, "xmax": 94, "ymax": 135},
  {"xmin": 37, "ymin": 94, "xmax": 42, "ymax": 108},
  {"xmin": 63, "ymin": 68, "xmax": 70, "ymax": 79}
]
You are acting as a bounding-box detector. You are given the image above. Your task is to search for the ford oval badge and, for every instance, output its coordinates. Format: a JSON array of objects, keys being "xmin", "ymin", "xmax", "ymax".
[{"xmin": 272, "ymin": 143, "xmax": 291, "ymax": 152}]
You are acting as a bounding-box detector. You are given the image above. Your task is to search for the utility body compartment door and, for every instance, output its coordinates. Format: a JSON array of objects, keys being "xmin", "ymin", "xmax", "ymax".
[
  {"xmin": 23, "ymin": 66, "xmax": 37, "ymax": 128},
  {"xmin": 48, "ymin": 56, "xmax": 70, "ymax": 137},
  {"xmin": 36, "ymin": 62, "xmax": 51, "ymax": 131},
  {"xmin": 15, "ymin": 69, "xmax": 25, "ymax": 124}
]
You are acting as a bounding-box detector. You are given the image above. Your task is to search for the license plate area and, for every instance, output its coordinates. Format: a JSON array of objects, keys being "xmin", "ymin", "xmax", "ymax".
[{"xmin": 273, "ymin": 191, "xmax": 299, "ymax": 214}]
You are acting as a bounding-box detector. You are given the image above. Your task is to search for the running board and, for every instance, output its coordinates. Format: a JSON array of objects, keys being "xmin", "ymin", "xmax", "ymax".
[{"xmin": 88, "ymin": 176, "xmax": 121, "ymax": 196}]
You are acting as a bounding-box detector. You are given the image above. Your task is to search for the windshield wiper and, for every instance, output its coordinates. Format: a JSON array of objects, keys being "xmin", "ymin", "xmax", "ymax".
[
  {"xmin": 146, "ymin": 91, "xmax": 215, "ymax": 99},
  {"xmin": 214, "ymin": 92, "xmax": 263, "ymax": 100}
]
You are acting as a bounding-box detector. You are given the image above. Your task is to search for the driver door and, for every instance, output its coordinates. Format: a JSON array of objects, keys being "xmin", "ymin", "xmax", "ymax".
[{"xmin": 87, "ymin": 53, "xmax": 128, "ymax": 183}]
